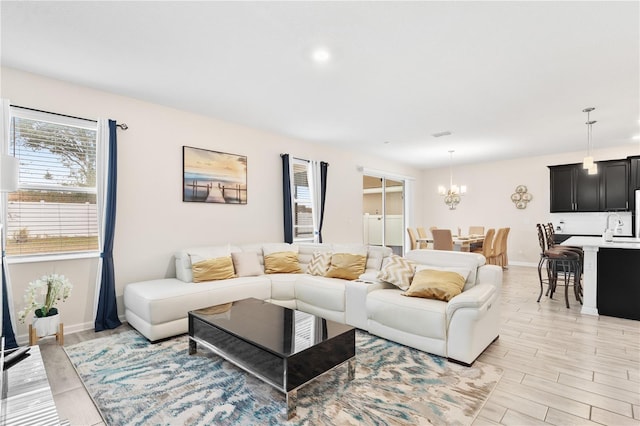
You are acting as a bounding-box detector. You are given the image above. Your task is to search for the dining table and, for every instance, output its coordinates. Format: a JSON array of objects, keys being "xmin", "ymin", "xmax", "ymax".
[{"xmin": 415, "ymin": 234, "xmax": 484, "ymax": 252}]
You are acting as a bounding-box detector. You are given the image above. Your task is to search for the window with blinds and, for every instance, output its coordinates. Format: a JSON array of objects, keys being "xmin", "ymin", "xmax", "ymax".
[
  {"xmin": 6, "ymin": 108, "xmax": 99, "ymax": 256},
  {"xmin": 292, "ymin": 159, "xmax": 314, "ymax": 241}
]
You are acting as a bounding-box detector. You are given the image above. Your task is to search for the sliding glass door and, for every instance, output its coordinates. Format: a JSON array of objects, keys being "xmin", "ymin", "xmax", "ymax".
[{"xmin": 363, "ymin": 175, "xmax": 405, "ymax": 255}]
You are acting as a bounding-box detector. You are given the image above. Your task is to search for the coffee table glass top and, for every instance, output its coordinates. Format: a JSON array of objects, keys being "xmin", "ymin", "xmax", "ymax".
[{"xmin": 189, "ymin": 298, "xmax": 354, "ymax": 357}]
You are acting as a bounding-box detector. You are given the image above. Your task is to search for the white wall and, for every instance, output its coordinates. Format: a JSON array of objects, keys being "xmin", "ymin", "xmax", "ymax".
[
  {"xmin": 1, "ymin": 67, "xmax": 423, "ymax": 340},
  {"xmin": 422, "ymin": 145, "xmax": 639, "ymax": 265}
]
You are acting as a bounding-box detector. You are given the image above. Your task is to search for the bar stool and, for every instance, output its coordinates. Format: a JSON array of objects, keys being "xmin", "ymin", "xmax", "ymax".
[
  {"xmin": 544, "ymin": 223, "xmax": 583, "ymax": 303},
  {"xmin": 536, "ymin": 224, "xmax": 582, "ymax": 308}
]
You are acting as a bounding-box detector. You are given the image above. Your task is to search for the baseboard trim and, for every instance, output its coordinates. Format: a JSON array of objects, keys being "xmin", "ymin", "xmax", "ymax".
[{"xmin": 15, "ymin": 314, "xmax": 127, "ymax": 346}]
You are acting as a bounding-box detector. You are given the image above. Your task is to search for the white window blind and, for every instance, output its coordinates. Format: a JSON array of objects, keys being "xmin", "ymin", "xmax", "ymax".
[
  {"xmin": 6, "ymin": 107, "xmax": 99, "ymax": 256},
  {"xmin": 292, "ymin": 159, "xmax": 314, "ymax": 241}
]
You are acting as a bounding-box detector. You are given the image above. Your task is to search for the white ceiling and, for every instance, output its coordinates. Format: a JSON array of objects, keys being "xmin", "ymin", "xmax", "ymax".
[{"xmin": 1, "ymin": 1, "xmax": 639, "ymax": 169}]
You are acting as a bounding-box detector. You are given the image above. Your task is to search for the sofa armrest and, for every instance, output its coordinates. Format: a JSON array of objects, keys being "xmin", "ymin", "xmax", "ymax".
[
  {"xmin": 476, "ymin": 264, "xmax": 502, "ymax": 290},
  {"xmin": 446, "ymin": 283, "xmax": 497, "ymax": 320}
]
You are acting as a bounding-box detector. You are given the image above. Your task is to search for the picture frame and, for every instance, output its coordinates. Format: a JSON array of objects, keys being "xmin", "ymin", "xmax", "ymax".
[{"xmin": 182, "ymin": 146, "xmax": 247, "ymax": 204}]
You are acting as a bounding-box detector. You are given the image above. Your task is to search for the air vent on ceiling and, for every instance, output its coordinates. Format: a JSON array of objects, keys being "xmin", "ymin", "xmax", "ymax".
[{"xmin": 431, "ymin": 131, "xmax": 452, "ymax": 138}]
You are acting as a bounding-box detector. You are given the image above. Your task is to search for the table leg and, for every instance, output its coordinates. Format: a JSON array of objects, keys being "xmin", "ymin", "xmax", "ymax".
[
  {"xmin": 286, "ymin": 389, "xmax": 297, "ymax": 420},
  {"xmin": 29, "ymin": 325, "xmax": 36, "ymax": 346},
  {"xmin": 188, "ymin": 338, "xmax": 197, "ymax": 355},
  {"xmin": 56, "ymin": 323, "xmax": 64, "ymax": 346}
]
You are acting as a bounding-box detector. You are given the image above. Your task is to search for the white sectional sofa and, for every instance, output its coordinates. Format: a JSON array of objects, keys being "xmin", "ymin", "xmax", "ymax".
[{"xmin": 124, "ymin": 243, "xmax": 502, "ymax": 365}]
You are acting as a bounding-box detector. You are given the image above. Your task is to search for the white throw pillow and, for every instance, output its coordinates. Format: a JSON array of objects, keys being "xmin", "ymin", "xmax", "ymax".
[{"xmin": 231, "ymin": 252, "xmax": 263, "ymax": 277}]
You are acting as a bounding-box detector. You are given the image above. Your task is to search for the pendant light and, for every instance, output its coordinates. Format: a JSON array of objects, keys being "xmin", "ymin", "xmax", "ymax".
[{"xmin": 582, "ymin": 107, "xmax": 597, "ymax": 175}]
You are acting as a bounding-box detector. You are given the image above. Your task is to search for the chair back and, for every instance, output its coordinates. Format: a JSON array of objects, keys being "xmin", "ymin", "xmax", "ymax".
[
  {"xmin": 416, "ymin": 227, "xmax": 429, "ymax": 248},
  {"xmin": 407, "ymin": 227, "xmax": 418, "ymax": 250},
  {"xmin": 469, "ymin": 226, "xmax": 485, "ymax": 236},
  {"xmin": 536, "ymin": 224, "xmax": 547, "ymax": 252},
  {"xmin": 486, "ymin": 228, "xmax": 507, "ymax": 266},
  {"xmin": 500, "ymin": 227, "xmax": 511, "ymax": 266},
  {"xmin": 544, "ymin": 223, "xmax": 556, "ymax": 249},
  {"xmin": 431, "ymin": 229, "xmax": 454, "ymax": 251},
  {"xmin": 481, "ymin": 228, "xmax": 496, "ymax": 257}
]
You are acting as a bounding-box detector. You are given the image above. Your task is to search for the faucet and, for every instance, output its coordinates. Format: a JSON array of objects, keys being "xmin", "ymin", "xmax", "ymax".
[{"xmin": 604, "ymin": 213, "xmax": 624, "ymax": 241}]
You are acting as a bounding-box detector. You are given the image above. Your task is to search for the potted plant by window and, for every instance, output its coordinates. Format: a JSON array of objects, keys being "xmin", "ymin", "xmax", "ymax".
[{"xmin": 18, "ymin": 274, "xmax": 72, "ymax": 337}]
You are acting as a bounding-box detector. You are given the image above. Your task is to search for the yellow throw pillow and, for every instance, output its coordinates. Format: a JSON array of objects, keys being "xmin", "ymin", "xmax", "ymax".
[
  {"xmin": 403, "ymin": 269, "xmax": 466, "ymax": 302},
  {"xmin": 264, "ymin": 251, "xmax": 302, "ymax": 274},
  {"xmin": 192, "ymin": 256, "xmax": 236, "ymax": 283},
  {"xmin": 325, "ymin": 253, "xmax": 367, "ymax": 280}
]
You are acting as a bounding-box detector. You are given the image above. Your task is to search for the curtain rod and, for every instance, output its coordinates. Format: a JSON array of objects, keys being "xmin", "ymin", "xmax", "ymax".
[{"xmin": 11, "ymin": 105, "xmax": 128, "ymax": 130}]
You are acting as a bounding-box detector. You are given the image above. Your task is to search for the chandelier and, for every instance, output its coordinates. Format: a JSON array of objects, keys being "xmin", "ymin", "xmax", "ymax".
[
  {"xmin": 582, "ymin": 107, "xmax": 598, "ymax": 175},
  {"xmin": 438, "ymin": 150, "xmax": 466, "ymax": 210}
]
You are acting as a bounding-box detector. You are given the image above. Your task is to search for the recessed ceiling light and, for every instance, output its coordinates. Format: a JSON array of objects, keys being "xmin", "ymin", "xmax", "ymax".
[
  {"xmin": 311, "ymin": 47, "xmax": 331, "ymax": 63},
  {"xmin": 633, "ymin": 135, "xmax": 640, "ymax": 140}
]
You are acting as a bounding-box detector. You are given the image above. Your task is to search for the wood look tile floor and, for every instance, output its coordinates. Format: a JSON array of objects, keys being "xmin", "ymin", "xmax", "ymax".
[{"xmin": 37, "ymin": 266, "xmax": 640, "ymax": 425}]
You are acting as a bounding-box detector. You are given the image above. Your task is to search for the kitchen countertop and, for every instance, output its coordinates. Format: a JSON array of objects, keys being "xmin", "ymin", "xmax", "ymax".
[{"xmin": 563, "ymin": 236, "xmax": 640, "ymax": 250}]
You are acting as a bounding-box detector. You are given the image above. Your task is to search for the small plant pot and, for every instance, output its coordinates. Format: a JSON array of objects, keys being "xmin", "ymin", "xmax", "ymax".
[{"xmin": 32, "ymin": 313, "xmax": 60, "ymax": 337}]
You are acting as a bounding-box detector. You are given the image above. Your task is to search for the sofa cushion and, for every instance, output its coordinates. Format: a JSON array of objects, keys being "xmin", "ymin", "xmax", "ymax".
[
  {"xmin": 263, "ymin": 243, "xmax": 298, "ymax": 256},
  {"xmin": 365, "ymin": 245, "xmax": 391, "ymax": 271},
  {"xmin": 268, "ymin": 273, "xmax": 298, "ymax": 303},
  {"xmin": 264, "ymin": 252, "xmax": 302, "ymax": 274},
  {"xmin": 192, "ymin": 256, "xmax": 236, "ymax": 282},
  {"xmin": 367, "ymin": 289, "xmax": 447, "ymax": 340},
  {"xmin": 297, "ymin": 243, "xmax": 333, "ymax": 271},
  {"xmin": 325, "ymin": 253, "xmax": 367, "ymax": 280},
  {"xmin": 295, "ymin": 275, "xmax": 346, "ymax": 312},
  {"xmin": 404, "ymin": 269, "xmax": 466, "ymax": 302},
  {"xmin": 124, "ymin": 277, "xmax": 271, "ymax": 325},
  {"xmin": 187, "ymin": 244, "xmax": 231, "ymax": 264},
  {"xmin": 307, "ymin": 251, "xmax": 333, "ymax": 276},
  {"xmin": 231, "ymin": 251, "xmax": 263, "ymax": 277},
  {"xmin": 377, "ymin": 254, "xmax": 416, "ymax": 290}
]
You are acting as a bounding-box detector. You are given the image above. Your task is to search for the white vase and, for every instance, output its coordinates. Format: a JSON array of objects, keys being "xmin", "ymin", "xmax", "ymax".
[{"xmin": 32, "ymin": 313, "xmax": 60, "ymax": 337}]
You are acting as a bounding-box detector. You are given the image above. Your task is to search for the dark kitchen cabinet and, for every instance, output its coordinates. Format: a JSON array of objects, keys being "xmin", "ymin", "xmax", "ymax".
[
  {"xmin": 630, "ymin": 156, "xmax": 640, "ymax": 190},
  {"xmin": 549, "ymin": 165, "xmax": 575, "ymax": 212},
  {"xmin": 599, "ymin": 160, "xmax": 629, "ymax": 211},
  {"xmin": 549, "ymin": 159, "xmax": 629, "ymax": 212},
  {"xmin": 549, "ymin": 164, "xmax": 600, "ymax": 212}
]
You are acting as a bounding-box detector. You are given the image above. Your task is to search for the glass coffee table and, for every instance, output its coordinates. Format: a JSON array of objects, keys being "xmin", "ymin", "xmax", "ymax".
[{"xmin": 188, "ymin": 298, "xmax": 356, "ymax": 419}]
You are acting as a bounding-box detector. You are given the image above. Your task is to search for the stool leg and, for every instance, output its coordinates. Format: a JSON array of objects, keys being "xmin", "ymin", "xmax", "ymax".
[
  {"xmin": 537, "ymin": 257, "xmax": 545, "ymax": 302},
  {"xmin": 564, "ymin": 260, "xmax": 571, "ymax": 309}
]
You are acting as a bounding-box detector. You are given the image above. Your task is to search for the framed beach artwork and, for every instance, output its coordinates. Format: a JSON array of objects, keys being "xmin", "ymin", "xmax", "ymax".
[{"xmin": 182, "ymin": 146, "xmax": 247, "ymax": 204}]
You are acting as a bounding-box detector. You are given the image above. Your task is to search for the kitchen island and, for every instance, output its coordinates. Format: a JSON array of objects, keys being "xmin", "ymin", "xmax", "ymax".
[{"xmin": 562, "ymin": 236, "xmax": 640, "ymax": 320}]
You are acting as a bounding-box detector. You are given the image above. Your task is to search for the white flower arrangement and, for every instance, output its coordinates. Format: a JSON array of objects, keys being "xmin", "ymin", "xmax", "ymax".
[{"xmin": 18, "ymin": 274, "xmax": 73, "ymax": 323}]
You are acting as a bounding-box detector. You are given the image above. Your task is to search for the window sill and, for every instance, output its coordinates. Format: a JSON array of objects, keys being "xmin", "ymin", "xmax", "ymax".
[{"xmin": 5, "ymin": 251, "xmax": 100, "ymax": 264}]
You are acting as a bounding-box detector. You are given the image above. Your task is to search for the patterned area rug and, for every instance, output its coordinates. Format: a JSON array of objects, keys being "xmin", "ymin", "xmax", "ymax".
[{"xmin": 64, "ymin": 330, "xmax": 501, "ymax": 425}]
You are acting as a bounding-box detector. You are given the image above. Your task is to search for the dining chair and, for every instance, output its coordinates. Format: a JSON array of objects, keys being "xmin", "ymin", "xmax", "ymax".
[
  {"xmin": 472, "ymin": 228, "xmax": 495, "ymax": 259},
  {"xmin": 416, "ymin": 227, "xmax": 429, "ymax": 249},
  {"xmin": 431, "ymin": 229, "xmax": 453, "ymax": 251},
  {"xmin": 486, "ymin": 228, "xmax": 507, "ymax": 267},
  {"xmin": 468, "ymin": 226, "xmax": 485, "ymax": 236},
  {"xmin": 499, "ymin": 227, "xmax": 511, "ymax": 267},
  {"xmin": 407, "ymin": 227, "xmax": 418, "ymax": 250}
]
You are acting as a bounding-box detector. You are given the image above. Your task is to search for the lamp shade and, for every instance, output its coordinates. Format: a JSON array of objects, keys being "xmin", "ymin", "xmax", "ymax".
[{"xmin": 0, "ymin": 155, "xmax": 19, "ymax": 192}]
